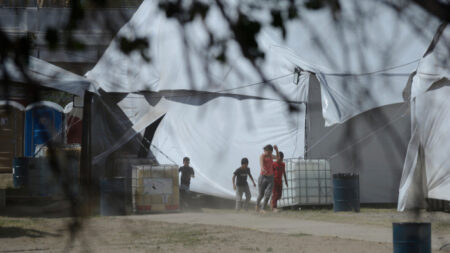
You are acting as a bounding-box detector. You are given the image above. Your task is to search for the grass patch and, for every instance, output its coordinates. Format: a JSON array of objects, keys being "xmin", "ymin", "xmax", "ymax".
[
  {"xmin": 0, "ymin": 218, "xmax": 36, "ymax": 227},
  {"xmin": 0, "ymin": 174, "xmax": 13, "ymax": 189},
  {"xmin": 433, "ymin": 221, "xmax": 450, "ymax": 232},
  {"xmin": 240, "ymin": 246, "xmax": 257, "ymax": 251},
  {"xmin": 289, "ymin": 232, "xmax": 311, "ymax": 237},
  {"xmin": 159, "ymin": 227, "xmax": 218, "ymax": 247}
]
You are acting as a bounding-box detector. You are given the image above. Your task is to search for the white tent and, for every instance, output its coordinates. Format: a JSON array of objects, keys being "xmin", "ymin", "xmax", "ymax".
[
  {"xmin": 84, "ymin": 0, "xmax": 443, "ymax": 202},
  {"xmin": 86, "ymin": 0, "xmax": 438, "ymax": 202},
  {"xmin": 398, "ymin": 24, "xmax": 450, "ymax": 211}
]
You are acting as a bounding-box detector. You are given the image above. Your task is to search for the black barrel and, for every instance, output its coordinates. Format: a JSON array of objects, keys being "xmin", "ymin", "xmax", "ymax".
[
  {"xmin": 332, "ymin": 173, "xmax": 360, "ymax": 212},
  {"xmin": 393, "ymin": 222, "xmax": 431, "ymax": 253},
  {"xmin": 13, "ymin": 157, "xmax": 30, "ymax": 188},
  {"xmin": 100, "ymin": 177, "xmax": 126, "ymax": 216}
]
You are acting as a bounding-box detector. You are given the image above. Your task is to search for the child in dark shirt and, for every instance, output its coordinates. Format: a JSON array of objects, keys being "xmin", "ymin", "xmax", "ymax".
[
  {"xmin": 232, "ymin": 158, "xmax": 256, "ymax": 211},
  {"xmin": 179, "ymin": 157, "xmax": 195, "ymax": 208}
]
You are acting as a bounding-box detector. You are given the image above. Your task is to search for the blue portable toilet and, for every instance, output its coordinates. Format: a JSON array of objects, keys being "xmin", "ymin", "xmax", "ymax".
[{"xmin": 24, "ymin": 101, "xmax": 64, "ymax": 157}]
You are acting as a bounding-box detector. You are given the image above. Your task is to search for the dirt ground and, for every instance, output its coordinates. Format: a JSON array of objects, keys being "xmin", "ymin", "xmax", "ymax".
[
  {"xmin": 0, "ymin": 208, "xmax": 449, "ymax": 253},
  {"xmin": 0, "ymin": 174, "xmax": 13, "ymax": 189}
]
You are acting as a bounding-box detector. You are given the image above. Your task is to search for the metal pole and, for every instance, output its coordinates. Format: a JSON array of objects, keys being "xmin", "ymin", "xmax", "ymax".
[{"xmin": 80, "ymin": 91, "xmax": 92, "ymax": 213}]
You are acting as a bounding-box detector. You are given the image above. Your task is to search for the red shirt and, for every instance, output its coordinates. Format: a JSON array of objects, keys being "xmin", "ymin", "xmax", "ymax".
[
  {"xmin": 261, "ymin": 155, "xmax": 274, "ymax": 176},
  {"xmin": 273, "ymin": 161, "xmax": 285, "ymax": 185}
]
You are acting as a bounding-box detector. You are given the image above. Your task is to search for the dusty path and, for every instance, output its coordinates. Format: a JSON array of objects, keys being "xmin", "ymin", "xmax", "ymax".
[
  {"xmin": 135, "ymin": 212, "xmax": 391, "ymax": 242},
  {"xmin": 0, "ymin": 208, "xmax": 448, "ymax": 252},
  {"xmin": 132, "ymin": 209, "xmax": 450, "ymax": 250},
  {"xmin": 0, "ymin": 216, "xmax": 394, "ymax": 253}
]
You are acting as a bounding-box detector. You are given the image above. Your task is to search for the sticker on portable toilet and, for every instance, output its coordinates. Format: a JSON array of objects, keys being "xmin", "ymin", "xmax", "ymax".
[
  {"xmin": 0, "ymin": 117, "xmax": 8, "ymax": 128},
  {"xmin": 162, "ymin": 194, "xmax": 169, "ymax": 204},
  {"xmin": 143, "ymin": 178, "xmax": 173, "ymax": 195}
]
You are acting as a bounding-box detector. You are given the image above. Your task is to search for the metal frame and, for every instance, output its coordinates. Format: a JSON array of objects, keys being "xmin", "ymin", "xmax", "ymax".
[{"xmin": 279, "ymin": 158, "xmax": 332, "ymax": 208}]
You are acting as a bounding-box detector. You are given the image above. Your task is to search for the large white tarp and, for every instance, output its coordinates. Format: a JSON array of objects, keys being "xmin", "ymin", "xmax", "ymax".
[
  {"xmin": 86, "ymin": 0, "xmax": 439, "ymax": 126},
  {"xmin": 398, "ymin": 24, "xmax": 450, "ymax": 211},
  {"xmin": 152, "ymin": 96, "xmax": 306, "ymax": 199},
  {"xmin": 88, "ymin": 75, "xmax": 308, "ymax": 200}
]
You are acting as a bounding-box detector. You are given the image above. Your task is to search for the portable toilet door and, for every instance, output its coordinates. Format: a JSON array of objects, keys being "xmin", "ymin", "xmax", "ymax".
[
  {"xmin": 0, "ymin": 101, "xmax": 25, "ymax": 173},
  {"xmin": 24, "ymin": 101, "xmax": 64, "ymax": 157},
  {"xmin": 64, "ymin": 102, "xmax": 83, "ymax": 145}
]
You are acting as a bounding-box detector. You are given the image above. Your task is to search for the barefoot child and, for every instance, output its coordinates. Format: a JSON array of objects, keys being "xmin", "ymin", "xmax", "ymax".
[
  {"xmin": 256, "ymin": 144, "xmax": 279, "ymax": 212},
  {"xmin": 232, "ymin": 158, "xmax": 256, "ymax": 211},
  {"xmin": 271, "ymin": 151, "xmax": 288, "ymax": 212}
]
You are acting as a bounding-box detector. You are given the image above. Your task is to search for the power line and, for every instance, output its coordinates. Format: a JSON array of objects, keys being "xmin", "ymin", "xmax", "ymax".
[{"xmin": 321, "ymin": 59, "xmax": 420, "ymax": 77}]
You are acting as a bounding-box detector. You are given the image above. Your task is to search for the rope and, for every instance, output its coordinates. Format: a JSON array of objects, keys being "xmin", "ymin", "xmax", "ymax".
[
  {"xmin": 321, "ymin": 59, "xmax": 420, "ymax": 77},
  {"xmin": 150, "ymin": 143, "xmax": 178, "ymax": 165},
  {"xmin": 215, "ymin": 72, "xmax": 294, "ymax": 93},
  {"xmin": 140, "ymin": 135, "xmax": 178, "ymax": 165},
  {"xmin": 131, "ymin": 59, "xmax": 418, "ymax": 103}
]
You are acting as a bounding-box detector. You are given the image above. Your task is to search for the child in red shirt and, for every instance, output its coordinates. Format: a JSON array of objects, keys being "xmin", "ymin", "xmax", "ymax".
[
  {"xmin": 256, "ymin": 144, "xmax": 279, "ymax": 212},
  {"xmin": 271, "ymin": 152, "xmax": 288, "ymax": 212}
]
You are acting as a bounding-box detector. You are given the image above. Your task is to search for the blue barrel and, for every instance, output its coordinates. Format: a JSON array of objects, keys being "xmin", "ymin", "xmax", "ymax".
[
  {"xmin": 13, "ymin": 157, "xmax": 30, "ymax": 188},
  {"xmin": 100, "ymin": 178, "xmax": 126, "ymax": 216},
  {"xmin": 25, "ymin": 158, "xmax": 54, "ymax": 197},
  {"xmin": 393, "ymin": 222, "xmax": 431, "ymax": 253},
  {"xmin": 333, "ymin": 173, "xmax": 360, "ymax": 212}
]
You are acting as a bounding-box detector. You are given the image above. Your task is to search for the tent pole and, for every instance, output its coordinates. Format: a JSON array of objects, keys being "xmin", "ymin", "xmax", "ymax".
[{"xmin": 80, "ymin": 91, "xmax": 93, "ymax": 214}]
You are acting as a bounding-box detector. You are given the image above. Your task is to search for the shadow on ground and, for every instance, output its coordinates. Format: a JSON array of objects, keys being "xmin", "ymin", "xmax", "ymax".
[
  {"xmin": 0, "ymin": 226, "xmax": 60, "ymax": 238},
  {"xmin": 0, "ymin": 201, "xmax": 73, "ymax": 218}
]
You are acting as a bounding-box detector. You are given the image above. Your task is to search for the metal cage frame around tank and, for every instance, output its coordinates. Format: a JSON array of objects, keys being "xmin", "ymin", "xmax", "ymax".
[{"xmin": 278, "ymin": 158, "xmax": 332, "ymax": 208}]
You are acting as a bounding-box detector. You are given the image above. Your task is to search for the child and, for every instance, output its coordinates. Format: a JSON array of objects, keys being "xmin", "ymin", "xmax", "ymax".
[
  {"xmin": 179, "ymin": 157, "xmax": 195, "ymax": 208},
  {"xmin": 232, "ymin": 158, "xmax": 256, "ymax": 211},
  {"xmin": 256, "ymin": 144, "xmax": 279, "ymax": 212},
  {"xmin": 271, "ymin": 151, "xmax": 288, "ymax": 212}
]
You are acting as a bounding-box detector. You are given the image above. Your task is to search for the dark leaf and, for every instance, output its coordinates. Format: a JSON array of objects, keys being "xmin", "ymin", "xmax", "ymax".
[
  {"xmin": 119, "ymin": 37, "xmax": 150, "ymax": 56},
  {"xmin": 191, "ymin": 1, "xmax": 210, "ymax": 20},
  {"xmin": 329, "ymin": 0, "xmax": 341, "ymax": 19},
  {"xmin": 158, "ymin": 1, "xmax": 182, "ymax": 19},
  {"xmin": 216, "ymin": 44, "xmax": 227, "ymax": 63},
  {"xmin": 67, "ymin": 0, "xmax": 85, "ymax": 30},
  {"xmin": 45, "ymin": 28, "xmax": 59, "ymax": 50},
  {"xmin": 15, "ymin": 35, "xmax": 32, "ymax": 65},
  {"xmin": 271, "ymin": 9, "xmax": 287, "ymax": 39},
  {"xmin": 233, "ymin": 13, "xmax": 264, "ymax": 60},
  {"xmin": 329, "ymin": 0, "xmax": 341, "ymax": 12},
  {"xmin": 92, "ymin": 0, "xmax": 107, "ymax": 7},
  {"xmin": 66, "ymin": 36, "xmax": 86, "ymax": 51},
  {"xmin": 288, "ymin": 4, "xmax": 299, "ymax": 19},
  {"xmin": 305, "ymin": 0, "xmax": 325, "ymax": 10}
]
